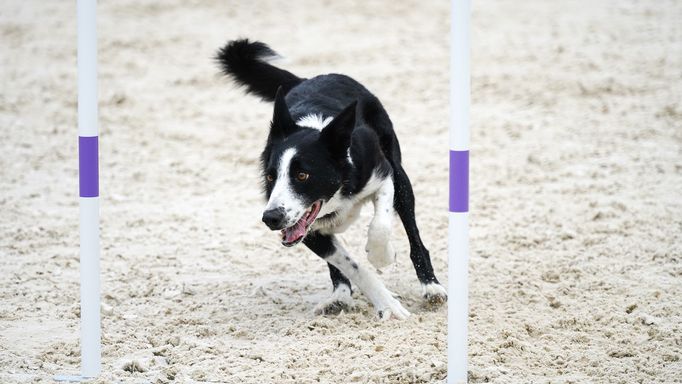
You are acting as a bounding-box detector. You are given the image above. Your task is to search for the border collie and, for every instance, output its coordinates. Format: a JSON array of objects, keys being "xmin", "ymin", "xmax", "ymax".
[{"xmin": 215, "ymin": 39, "xmax": 447, "ymax": 320}]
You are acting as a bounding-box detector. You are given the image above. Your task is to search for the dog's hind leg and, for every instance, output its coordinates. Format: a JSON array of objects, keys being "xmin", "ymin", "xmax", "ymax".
[
  {"xmin": 302, "ymin": 231, "xmax": 354, "ymax": 315},
  {"xmin": 304, "ymin": 232, "xmax": 409, "ymax": 320},
  {"xmin": 328, "ymin": 264, "xmax": 351, "ymax": 293},
  {"xmin": 313, "ymin": 264, "xmax": 354, "ymax": 316},
  {"xmin": 391, "ymin": 164, "xmax": 448, "ymax": 306}
]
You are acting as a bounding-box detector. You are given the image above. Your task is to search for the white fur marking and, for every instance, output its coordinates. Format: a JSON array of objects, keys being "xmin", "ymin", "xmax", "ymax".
[
  {"xmin": 422, "ymin": 282, "xmax": 448, "ymax": 300},
  {"xmin": 296, "ymin": 114, "xmax": 333, "ymax": 130},
  {"xmin": 264, "ymin": 148, "xmax": 306, "ymax": 227},
  {"xmin": 346, "ymin": 148, "xmax": 354, "ymax": 166}
]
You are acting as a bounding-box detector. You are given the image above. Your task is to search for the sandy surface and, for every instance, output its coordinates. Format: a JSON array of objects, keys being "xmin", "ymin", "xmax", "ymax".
[{"xmin": 1, "ymin": 0, "xmax": 681, "ymax": 383}]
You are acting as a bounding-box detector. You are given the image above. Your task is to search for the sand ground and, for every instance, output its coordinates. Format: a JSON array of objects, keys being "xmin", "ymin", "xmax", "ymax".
[{"xmin": 1, "ymin": 0, "xmax": 681, "ymax": 383}]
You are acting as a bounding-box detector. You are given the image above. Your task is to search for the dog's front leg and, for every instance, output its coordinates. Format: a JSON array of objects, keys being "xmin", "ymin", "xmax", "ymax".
[
  {"xmin": 304, "ymin": 232, "xmax": 409, "ymax": 320},
  {"xmin": 366, "ymin": 176, "xmax": 396, "ymax": 269}
]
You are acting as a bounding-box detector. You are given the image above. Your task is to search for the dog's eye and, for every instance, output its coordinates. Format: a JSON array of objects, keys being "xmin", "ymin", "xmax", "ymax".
[
  {"xmin": 296, "ymin": 172, "xmax": 309, "ymax": 182},
  {"xmin": 266, "ymin": 174, "xmax": 274, "ymax": 182}
]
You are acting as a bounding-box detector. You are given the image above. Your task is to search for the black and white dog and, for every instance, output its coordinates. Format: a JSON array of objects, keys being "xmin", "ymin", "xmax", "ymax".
[{"xmin": 216, "ymin": 39, "xmax": 446, "ymax": 320}]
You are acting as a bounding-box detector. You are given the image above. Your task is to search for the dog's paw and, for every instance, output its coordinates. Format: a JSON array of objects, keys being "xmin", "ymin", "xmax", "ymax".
[
  {"xmin": 314, "ymin": 299, "xmax": 354, "ymax": 316},
  {"xmin": 375, "ymin": 291, "xmax": 410, "ymax": 321},
  {"xmin": 366, "ymin": 239, "xmax": 396, "ymax": 270},
  {"xmin": 421, "ymin": 282, "xmax": 448, "ymax": 308},
  {"xmin": 314, "ymin": 284, "xmax": 355, "ymax": 316}
]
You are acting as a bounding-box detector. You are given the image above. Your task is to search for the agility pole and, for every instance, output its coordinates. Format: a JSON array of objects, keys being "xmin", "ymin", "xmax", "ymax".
[
  {"xmin": 56, "ymin": 0, "xmax": 102, "ymax": 380},
  {"xmin": 448, "ymin": 0, "xmax": 470, "ymax": 383}
]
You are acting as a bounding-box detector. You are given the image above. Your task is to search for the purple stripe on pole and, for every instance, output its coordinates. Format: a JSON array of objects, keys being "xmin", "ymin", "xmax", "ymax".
[
  {"xmin": 79, "ymin": 136, "xmax": 99, "ymax": 197},
  {"xmin": 449, "ymin": 150, "xmax": 468, "ymax": 212}
]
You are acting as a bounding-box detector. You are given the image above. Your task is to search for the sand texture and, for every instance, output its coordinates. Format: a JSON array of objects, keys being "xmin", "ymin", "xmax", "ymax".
[{"xmin": 1, "ymin": 0, "xmax": 681, "ymax": 383}]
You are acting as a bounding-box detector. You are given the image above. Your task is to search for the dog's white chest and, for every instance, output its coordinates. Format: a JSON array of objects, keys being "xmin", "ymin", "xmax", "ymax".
[
  {"xmin": 312, "ymin": 172, "xmax": 390, "ymax": 234},
  {"xmin": 313, "ymin": 201, "xmax": 364, "ymax": 234}
]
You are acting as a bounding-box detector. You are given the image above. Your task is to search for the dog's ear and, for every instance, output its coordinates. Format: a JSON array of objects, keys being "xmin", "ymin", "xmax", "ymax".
[
  {"xmin": 319, "ymin": 101, "xmax": 357, "ymax": 159},
  {"xmin": 269, "ymin": 87, "xmax": 297, "ymax": 139}
]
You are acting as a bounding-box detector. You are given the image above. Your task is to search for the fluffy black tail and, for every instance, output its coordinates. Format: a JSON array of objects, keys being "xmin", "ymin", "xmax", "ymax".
[{"xmin": 215, "ymin": 39, "xmax": 303, "ymax": 102}]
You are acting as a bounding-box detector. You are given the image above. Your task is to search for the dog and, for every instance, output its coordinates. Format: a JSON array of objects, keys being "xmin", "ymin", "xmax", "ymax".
[{"xmin": 215, "ymin": 39, "xmax": 447, "ymax": 320}]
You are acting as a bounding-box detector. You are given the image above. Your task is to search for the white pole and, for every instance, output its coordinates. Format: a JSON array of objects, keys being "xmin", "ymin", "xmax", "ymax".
[
  {"xmin": 448, "ymin": 0, "xmax": 470, "ymax": 383},
  {"xmin": 77, "ymin": 0, "xmax": 101, "ymax": 379},
  {"xmin": 56, "ymin": 4, "xmax": 101, "ymax": 382}
]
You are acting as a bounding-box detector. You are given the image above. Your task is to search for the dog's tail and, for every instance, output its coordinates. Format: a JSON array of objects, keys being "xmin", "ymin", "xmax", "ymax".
[{"xmin": 215, "ymin": 39, "xmax": 303, "ymax": 102}]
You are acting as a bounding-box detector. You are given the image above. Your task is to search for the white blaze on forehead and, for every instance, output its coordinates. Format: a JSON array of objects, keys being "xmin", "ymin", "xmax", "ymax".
[
  {"xmin": 296, "ymin": 114, "xmax": 333, "ymax": 131},
  {"xmin": 264, "ymin": 148, "xmax": 306, "ymax": 226},
  {"xmin": 296, "ymin": 114, "xmax": 353, "ymax": 165}
]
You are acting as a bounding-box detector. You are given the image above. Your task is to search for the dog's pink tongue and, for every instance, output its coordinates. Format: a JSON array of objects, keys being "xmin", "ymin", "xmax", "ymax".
[{"xmin": 283, "ymin": 220, "xmax": 306, "ymax": 243}]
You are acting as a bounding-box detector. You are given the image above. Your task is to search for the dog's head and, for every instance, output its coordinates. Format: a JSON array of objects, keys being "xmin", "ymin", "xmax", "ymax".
[{"xmin": 259, "ymin": 89, "xmax": 356, "ymax": 247}]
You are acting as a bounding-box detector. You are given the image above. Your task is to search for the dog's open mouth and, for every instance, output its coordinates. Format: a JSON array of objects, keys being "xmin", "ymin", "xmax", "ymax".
[{"xmin": 280, "ymin": 200, "xmax": 322, "ymax": 247}]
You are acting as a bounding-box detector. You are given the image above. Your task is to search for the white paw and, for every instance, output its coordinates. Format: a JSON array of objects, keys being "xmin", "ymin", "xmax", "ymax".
[
  {"xmin": 374, "ymin": 289, "xmax": 410, "ymax": 320},
  {"xmin": 366, "ymin": 239, "xmax": 396, "ymax": 270},
  {"xmin": 421, "ymin": 282, "xmax": 448, "ymax": 307},
  {"xmin": 313, "ymin": 284, "xmax": 355, "ymax": 316}
]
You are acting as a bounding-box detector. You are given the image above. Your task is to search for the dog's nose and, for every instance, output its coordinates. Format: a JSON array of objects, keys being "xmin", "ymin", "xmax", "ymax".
[{"xmin": 262, "ymin": 208, "xmax": 286, "ymax": 230}]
